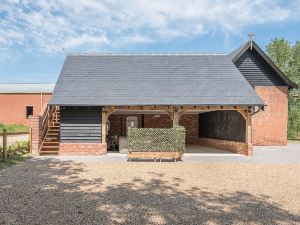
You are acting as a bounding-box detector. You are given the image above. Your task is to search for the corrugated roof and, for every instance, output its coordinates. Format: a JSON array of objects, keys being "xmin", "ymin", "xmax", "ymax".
[
  {"xmin": 0, "ymin": 83, "xmax": 55, "ymax": 93},
  {"xmin": 50, "ymin": 54, "xmax": 264, "ymax": 106}
]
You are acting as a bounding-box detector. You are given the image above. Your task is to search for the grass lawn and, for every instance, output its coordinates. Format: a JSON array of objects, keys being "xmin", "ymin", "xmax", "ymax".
[
  {"xmin": 288, "ymin": 139, "xmax": 300, "ymax": 144},
  {"xmin": 0, "ymin": 123, "xmax": 29, "ymax": 134},
  {"xmin": 0, "ymin": 153, "xmax": 31, "ymax": 170}
]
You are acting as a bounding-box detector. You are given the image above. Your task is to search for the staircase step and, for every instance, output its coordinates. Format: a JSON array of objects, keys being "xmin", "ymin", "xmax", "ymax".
[
  {"xmin": 40, "ymin": 151, "xmax": 59, "ymax": 155},
  {"xmin": 39, "ymin": 109, "xmax": 60, "ymax": 155},
  {"xmin": 43, "ymin": 144, "xmax": 60, "ymax": 147},
  {"xmin": 43, "ymin": 145, "xmax": 59, "ymax": 147},
  {"xmin": 42, "ymin": 146, "xmax": 60, "ymax": 149}
]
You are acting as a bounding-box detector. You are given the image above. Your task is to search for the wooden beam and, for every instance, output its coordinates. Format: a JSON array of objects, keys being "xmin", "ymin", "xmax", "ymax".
[
  {"xmin": 104, "ymin": 105, "xmax": 250, "ymax": 114},
  {"xmin": 102, "ymin": 110, "xmax": 107, "ymax": 144},
  {"xmin": 237, "ymin": 110, "xmax": 248, "ymax": 120},
  {"xmin": 245, "ymin": 111, "xmax": 252, "ymax": 144},
  {"xmin": 2, "ymin": 129, "xmax": 7, "ymax": 161},
  {"xmin": 173, "ymin": 109, "xmax": 179, "ymax": 126},
  {"xmin": 127, "ymin": 151, "xmax": 183, "ymax": 161}
]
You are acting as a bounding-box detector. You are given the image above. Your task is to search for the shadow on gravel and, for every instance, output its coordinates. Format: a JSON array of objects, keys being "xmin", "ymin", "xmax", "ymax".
[{"xmin": 0, "ymin": 158, "xmax": 299, "ymax": 225}]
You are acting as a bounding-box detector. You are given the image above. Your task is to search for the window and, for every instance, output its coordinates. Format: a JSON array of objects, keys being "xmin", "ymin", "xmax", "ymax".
[{"xmin": 26, "ymin": 106, "xmax": 33, "ymax": 118}]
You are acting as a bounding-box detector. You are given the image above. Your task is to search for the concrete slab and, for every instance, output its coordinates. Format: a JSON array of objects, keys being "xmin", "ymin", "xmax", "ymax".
[
  {"xmin": 32, "ymin": 143, "xmax": 300, "ymax": 164},
  {"xmin": 185, "ymin": 145, "xmax": 242, "ymax": 156}
]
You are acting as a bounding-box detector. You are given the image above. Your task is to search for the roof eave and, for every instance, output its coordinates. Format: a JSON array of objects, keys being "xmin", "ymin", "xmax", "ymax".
[{"xmin": 49, "ymin": 102, "xmax": 265, "ymax": 107}]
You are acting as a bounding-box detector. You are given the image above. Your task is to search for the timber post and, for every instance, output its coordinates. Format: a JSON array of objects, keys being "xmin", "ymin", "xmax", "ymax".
[
  {"xmin": 2, "ymin": 129, "xmax": 7, "ymax": 161},
  {"xmin": 173, "ymin": 108, "xmax": 179, "ymax": 126},
  {"xmin": 102, "ymin": 110, "xmax": 107, "ymax": 144},
  {"xmin": 245, "ymin": 111, "xmax": 253, "ymax": 156}
]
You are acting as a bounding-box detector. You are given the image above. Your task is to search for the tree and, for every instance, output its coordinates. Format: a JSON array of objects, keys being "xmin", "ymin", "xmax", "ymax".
[
  {"xmin": 266, "ymin": 38, "xmax": 292, "ymax": 75},
  {"xmin": 266, "ymin": 38, "xmax": 300, "ymax": 139}
]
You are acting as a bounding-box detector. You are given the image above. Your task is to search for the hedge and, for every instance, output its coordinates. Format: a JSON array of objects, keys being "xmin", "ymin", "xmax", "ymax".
[{"xmin": 128, "ymin": 125, "xmax": 186, "ymax": 153}]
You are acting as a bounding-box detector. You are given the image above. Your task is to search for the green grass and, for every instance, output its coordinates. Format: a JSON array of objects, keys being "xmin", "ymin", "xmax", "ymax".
[
  {"xmin": 0, "ymin": 153, "xmax": 31, "ymax": 170},
  {"xmin": 288, "ymin": 139, "xmax": 300, "ymax": 144},
  {"xmin": 0, "ymin": 123, "xmax": 29, "ymax": 134}
]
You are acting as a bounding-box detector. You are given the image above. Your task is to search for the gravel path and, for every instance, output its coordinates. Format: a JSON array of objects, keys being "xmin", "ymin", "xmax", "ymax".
[{"xmin": 0, "ymin": 159, "xmax": 300, "ymax": 225}]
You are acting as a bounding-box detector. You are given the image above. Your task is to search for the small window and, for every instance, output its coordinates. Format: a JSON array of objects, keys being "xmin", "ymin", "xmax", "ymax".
[{"xmin": 26, "ymin": 106, "xmax": 33, "ymax": 118}]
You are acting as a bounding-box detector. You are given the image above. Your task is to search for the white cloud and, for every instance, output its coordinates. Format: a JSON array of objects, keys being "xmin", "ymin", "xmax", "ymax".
[{"xmin": 0, "ymin": 0, "xmax": 299, "ymax": 54}]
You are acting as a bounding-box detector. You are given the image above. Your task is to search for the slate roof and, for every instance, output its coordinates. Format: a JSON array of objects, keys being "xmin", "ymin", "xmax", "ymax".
[
  {"xmin": 228, "ymin": 41, "xmax": 249, "ymax": 61},
  {"xmin": 50, "ymin": 54, "xmax": 264, "ymax": 106},
  {"xmin": 0, "ymin": 83, "xmax": 55, "ymax": 93}
]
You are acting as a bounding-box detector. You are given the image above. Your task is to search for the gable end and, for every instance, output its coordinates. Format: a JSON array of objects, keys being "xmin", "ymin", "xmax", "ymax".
[
  {"xmin": 231, "ymin": 41, "xmax": 298, "ymax": 89},
  {"xmin": 234, "ymin": 48, "xmax": 286, "ymax": 86}
]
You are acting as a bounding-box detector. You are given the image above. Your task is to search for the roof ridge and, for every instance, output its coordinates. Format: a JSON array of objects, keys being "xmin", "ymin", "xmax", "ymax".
[
  {"xmin": 67, "ymin": 53, "xmax": 226, "ymax": 56},
  {"xmin": 0, "ymin": 83, "xmax": 55, "ymax": 84}
]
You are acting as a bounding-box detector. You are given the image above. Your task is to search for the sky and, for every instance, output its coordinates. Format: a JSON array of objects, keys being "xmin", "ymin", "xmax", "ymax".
[{"xmin": 0, "ymin": 0, "xmax": 300, "ymax": 83}]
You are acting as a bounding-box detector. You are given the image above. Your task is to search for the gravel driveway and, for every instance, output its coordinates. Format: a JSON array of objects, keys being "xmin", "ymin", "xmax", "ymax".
[{"xmin": 0, "ymin": 159, "xmax": 300, "ymax": 225}]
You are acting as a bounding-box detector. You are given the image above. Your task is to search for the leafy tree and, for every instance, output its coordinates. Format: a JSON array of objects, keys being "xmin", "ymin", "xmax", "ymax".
[
  {"xmin": 266, "ymin": 38, "xmax": 300, "ymax": 139},
  {"xmin": 266, "ymin": 38, "xmax": 293, "ymax": 75}
]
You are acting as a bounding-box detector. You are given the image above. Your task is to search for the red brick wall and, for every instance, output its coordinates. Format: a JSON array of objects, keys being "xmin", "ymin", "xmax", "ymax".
[
  {"xmin": 108, "ymin": 114, "xmax": 143, "ymax": 138},
  {"xmin": 28, "ymin": 115, "xmax": 42, "ymax": 156},
  {"xmin": 252, "ymin": 86, "xmax": 289, "ymax": 145},
  {"xmin": 0, "ymin": 93, "xmax": 52, "ymax": 125},
  {"xmin": 108, "ymin": 114, "xmax": 173, "ymax": 140},
  {"xmin": 179, "ymin": 114, "xmax": 201, "ymax": 145},
  {"xmin": 199, "ymin": 137, "xmax": 252, "ymax": 156},
  {"xmin": 108, "ymin": 113, "xmax": 200, "ymax": 145},
  {"xmin": 59, "ymin": 143, "xmax": 107, "ymax": 155},
  {"xmin": 144, "ymin": 114, "xmax": 172, "ymax": 128}
]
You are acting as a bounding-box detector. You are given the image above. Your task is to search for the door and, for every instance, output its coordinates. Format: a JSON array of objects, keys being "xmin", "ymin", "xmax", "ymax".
[{"xmin": 126, "ymin": 116, "xmax": 138, "ymax": 136}]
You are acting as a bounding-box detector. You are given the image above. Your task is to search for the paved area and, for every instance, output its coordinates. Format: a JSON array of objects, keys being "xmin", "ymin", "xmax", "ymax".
[
  {"xmin": 184, "ymin": 143, "xmax": 300, "ymax": 163},
  {"xmin": 0, "ymin": 158, "xmax": 300, "ymax": 224},
  {"xmin": 36, "ymin": 143, "xmax": 300, "ymax": 163}
]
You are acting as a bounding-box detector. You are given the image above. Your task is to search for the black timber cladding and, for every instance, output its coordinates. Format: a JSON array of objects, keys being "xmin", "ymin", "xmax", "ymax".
[
  {"xmin": 234, "ymin": 48, "xmax": 286, "ymax": 86},
  {"xmin": 199, "ymin": 110, "xmax": 245, "ymax": 142},
  {"xmin": 60, "ymin": 106, "xmax": 102, "ymax": 143},
  {"xmin": 49, "ymin": 54, "xmax": 264, "ymax": 106}
]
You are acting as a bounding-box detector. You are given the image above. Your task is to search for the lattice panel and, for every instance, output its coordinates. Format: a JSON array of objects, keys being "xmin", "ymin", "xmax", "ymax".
[{"xmin": 128, "ymin": 126, "xmax": 186, "ymax": 152}]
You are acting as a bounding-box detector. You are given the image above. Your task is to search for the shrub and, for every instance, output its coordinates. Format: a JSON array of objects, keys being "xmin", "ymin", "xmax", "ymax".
[
  {"xmin": 128, "ymin": 125, "xmax": 186, "ymax": 153},
  {"xmin": 0, "ymin": 141, "xmax": 30, "ymax": 158}
]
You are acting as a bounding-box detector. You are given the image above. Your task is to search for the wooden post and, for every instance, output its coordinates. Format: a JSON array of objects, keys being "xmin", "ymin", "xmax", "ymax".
[
  {"xmin": 2, "ymin": 129, "xmax": 7, "ymax": 161},
  {"xmin": 29, "ymin": 128, "xmax": 32, "ymax": 153},
  {"xmin": 102, "ymin": 110, "xmax": 107, "ymax": 144},
  {"xmin": 173, "ymin": 109, "xmax": 179, "ymax": 126},
  {"xmin": 245, "ymin": 111, "xmax": 253, "ymax": 156},
  {"xmin": 245, "ymin": 111, "xmax": 252, "ymax": 144}
]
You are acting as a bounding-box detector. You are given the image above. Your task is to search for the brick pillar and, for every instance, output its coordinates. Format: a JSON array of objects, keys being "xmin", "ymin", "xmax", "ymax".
[{"xmin": 29, "ymin": 115, "xmax": 42, "ymax": 156}]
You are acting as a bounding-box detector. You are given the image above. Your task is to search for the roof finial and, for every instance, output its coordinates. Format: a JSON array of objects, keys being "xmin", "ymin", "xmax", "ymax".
[{"xmin": 248, "ymin": 32, "xmax": 255, "ymax": 50}]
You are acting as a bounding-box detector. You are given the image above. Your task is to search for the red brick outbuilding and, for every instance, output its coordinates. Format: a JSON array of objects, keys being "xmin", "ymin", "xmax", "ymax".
[{"xmin": 0, "ymin": 84, "xmax": 54, "ymax": 125}]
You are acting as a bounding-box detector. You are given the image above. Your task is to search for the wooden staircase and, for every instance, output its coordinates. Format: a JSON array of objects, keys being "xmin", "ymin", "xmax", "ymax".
[{"xmin": 39, "ymin": 106, "xmax": 60, "ymax": 155}]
